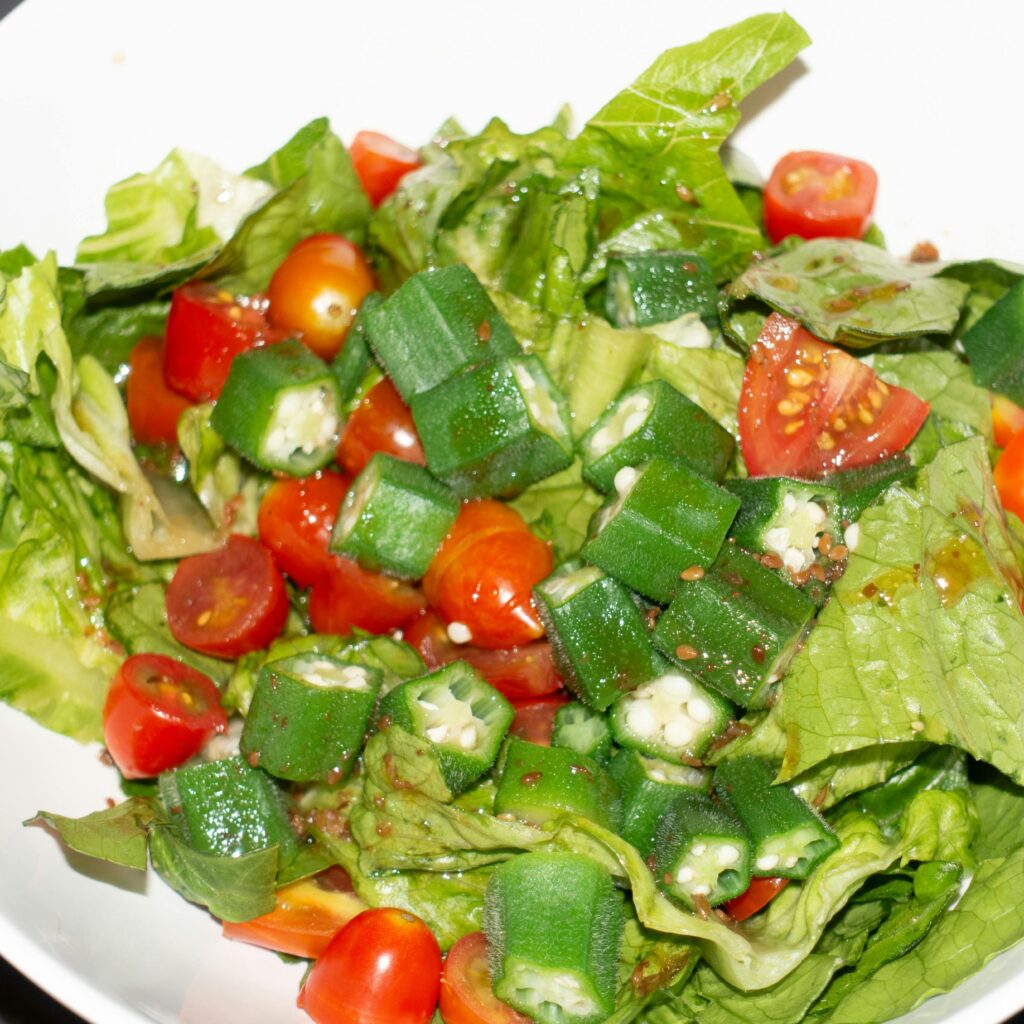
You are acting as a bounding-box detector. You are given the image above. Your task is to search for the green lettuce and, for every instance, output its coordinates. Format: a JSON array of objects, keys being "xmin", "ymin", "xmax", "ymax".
[{"xmin": 26, "ymin": 798, "xmax": 158, "ymax": 871}]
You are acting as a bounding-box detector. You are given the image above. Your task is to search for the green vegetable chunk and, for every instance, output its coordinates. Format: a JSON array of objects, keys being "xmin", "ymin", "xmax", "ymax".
[
  {"xmin": 239, "ymin": 653, "xmax": 382, "ymax": 783},
  {"xmin": 605, "ymin": 250, "xmax": 718, "ymax": 329},
  {"xmin": 818, "ymin": 454, "xmax": 915, "ymax": 525},
  {"xmin": 578, "ymin": 380, "xmax": 735, "ymax": 491},
  {"xmin": 960, "ymin": 279, "xmax": 1024, "ymax": 404},
  {"xmin": 329, "ymin": 453, "xmax": 460, "ymax": 579},
  {"xmin": 713, "ymin": 755, "xmax": 839, "ymax": 879},
  {"xmin": 210, "ymin": 339, "xmax": 341, "ymax": 474},
  {"xmin": 330, "ymin": 292, "xmax": 381, "ymax": 406},
  {"xmin": 484, "ymin": 851, "xmax": 624, "ymax": 1024},
  {"xmin": 551, "ymin": 701, "xmax": 613, "ymax": 765}
]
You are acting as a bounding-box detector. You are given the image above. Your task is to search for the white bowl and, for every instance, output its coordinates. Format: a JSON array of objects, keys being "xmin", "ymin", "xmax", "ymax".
[{"xmin": 1, "ymin": 1, "xmax": 1022, "ymax": 1022}]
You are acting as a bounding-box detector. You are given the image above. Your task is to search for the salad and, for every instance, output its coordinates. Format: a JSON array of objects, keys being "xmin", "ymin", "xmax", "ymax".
[{"xmin": 4, "ymin": 10, "xmax": 1024, "ymax": 1024}]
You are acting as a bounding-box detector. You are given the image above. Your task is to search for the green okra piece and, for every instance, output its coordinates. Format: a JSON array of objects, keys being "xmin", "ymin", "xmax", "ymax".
[
  {"xmin": 581, "ymin": 457, "xmax": 740, "ymax": 604},
  {"xmin": 533, "ymin": 562, "xmax": 660, "ymax": 711},
  {"xmin": 818, "ymin": 454, "xmax": 916, "ymax": 525},
  {"xmin": 378, "ymin": 662, "xmax": 514, "ymax": 794},
  {"xmin": 551, "ymin": 701, "xmax": 613, "ymax": 765},
  {"xmin": 961, "ymin": 279, "xmax": 1024, "ymax": 405},
  {"xmin": 652, "ymin": 546, "xmax": 817, "ymax": 709},
  {"xmin": 329, "ymin": 453, "xmax": 460, "ymax": 579},
  {"xmin": 364, "ymin": 264, "xmax": 520, "ymax": 401},
  {"xmin": 714, "ymin": 755, "xmax": 839, "ymax": 879},
  {"xmin": 330, "ymin": 292, "xmax": 381, "ymax": 408},
  {"xmin": 652, "ymin": 789, "xmax": 752, "ymax": 909},
  {"xmin": 210, "ymin": 339, "xmax": 341, "ymax": 475},
  {"xmin": 605, "ymin": 250, "xmax": 718, "ymax": 329},
  {"xmin": 239, "ymin": 654, "xmax": 382, "ymax": 783},
  {"xmin": 411, "ymin": 354, "xmax": 573, "ymax": 498},
  {"xmin": 484, "ymin": 851, "xmax": 624, "ymax": 1024},
  {"xmin": 493, "ymin": 736, "xmax": 621, "ymax": 831},
  {"xmin": 579, "ymin": 380, "xmax": 735, "ymax": 491}
]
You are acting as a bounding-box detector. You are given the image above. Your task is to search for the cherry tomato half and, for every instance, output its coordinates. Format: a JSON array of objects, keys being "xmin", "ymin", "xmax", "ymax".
[
  {"xmin": 166, "ymin": 535, "xmax": 289, "ymax": 658},
  {"xmin": 439, "ymin": 932, "xmax": 531, "ymax": 1024},
  {"xmin": 102, "ymin": 653, "xmax": 226, "ymax": 779},
  {"xmin": 258, "ymin": 471, "xmax": 351, "ymax": 589},
  {"xmin": 350, "ymin": 131, "xmax": 422, "ymax": 207},
  {"xmin": 508, "ymin": 693, "xmax": 570, "ymax": 746},
  {"xmin": 992, "ymin": 393, "xmax": 1024, "ymax": 449},
  {"xmin": 308, "ymin": 555, "xmax": 427, "ymax": 636},
  {"xmin": 125, "ymin": 336, "xmax": 194, "ymax": 447},
  {"xmin": 763, "ymin": 151, "xmax": 878, "ymax": 244},
  {"xmin": 724, "ymin": 876, "xmax": 790, "ymax": 922},
  {"xmin": 267, "ymin": 234, "xmax": 376, "ymax": 361},
  {"xmin": 738, "ymin": 313, "xmax": 929, "ymax": 478},
  {"xmin": 300, "ymin": 907, "xmax": 441, "ymax": 1024},
  {"xmin": 337, "ymin": 377, "xmax": 425, "ymax": 476},
  {"xmin": 995, "ymin": 430, "xmax": 1024, "ymax": 520}
]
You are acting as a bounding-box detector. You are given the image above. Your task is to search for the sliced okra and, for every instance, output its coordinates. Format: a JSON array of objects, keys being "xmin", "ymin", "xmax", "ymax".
[
  {"xmin": 579, "ymin": 380, "xmax": 735, "ymax": 491},
  {"xmin": 239, "ymin": 654, "xmax": 381, "ymax": 783},
  {"xmin": 210, "ymin": 340, "xmax": 341, "ymax": 475},
  {"xmin": 329, "ymin": 453, "xmax": 460, "ymax": 579},
  {"xmin": 819, "ymin": 454, "xmax": 916, "ymax": 526},
  {"xmin": 581, "ymin": 457, "xmax": 740, "ymax": 604},
  {"xmin": 551, "ymin": 701, "xmax": 613, "ymax": 765},
  {"xmin": 377, "ymin": 662, "xmax": 514, "ymax": 794},
  {"xmin": 484, "ymin": 851, "xmax": 624, "ymax": 1024},
  {"xmin": 605, "ymin": 250, "xmax": 719, "ymax": 329},
  {"xmin": 330, "ymin": 292, "xmax": 381, "ymax": 408},
  {"xmin": 713, "ymin": 755, "xmax": 839, "ymax": 879}
]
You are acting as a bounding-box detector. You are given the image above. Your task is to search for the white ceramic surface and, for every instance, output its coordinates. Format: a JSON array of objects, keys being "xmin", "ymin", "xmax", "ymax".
[{"xmin": 0, "ymin": 1, "xmax": 1022, "ymax": 1022}]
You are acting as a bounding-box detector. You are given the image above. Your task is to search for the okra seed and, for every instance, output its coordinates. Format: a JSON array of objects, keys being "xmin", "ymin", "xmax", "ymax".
[
  {"xmin": 691, "ymin": 884, "xmax": 711, "ymax": 896},
  {"xmin": 676, "ymin": 866, "xmax": 694, "ymax": 883},
  {"xmin": 784, "ymin": 855, "xmax": 799, "ymax": 869},
  {"xmin": 425, "ymin": 725, "xmax": 449, "ymax": 743},
  {"xmin": 846, "ymin": 523, "xmax": 861, "ymax": 551},
  {"xmin": 622, "ymin": 409, "xmax": 648, "ymax": 435},
  {"xmin": 459, "ymin": 724, "xmax": 478, "ymax": 749},
  {"xmin": 688, "ymin": 699, "xmax": 713, "ymax": 724},
  {"xmin": 691, "ymin": 843, "xmax": 707, "ymax": 856},
  {"xmin": 417, "ymin": 699, "xmax": 439, "ymax": 711},
  {"xmin": 660, "ymin": 674, "xmax": 693, "ymax": 699},
  {"xmin": 756, "ymin": 853, "xmax": 780, "ymax": 871},
  {"xmin": 717, "ymin": 844, "xmax": 740, "ymax": 866},
  {"xmin": 613, "ymin": 466, "xmax": 640, "ymax": 493},
  {"xmin": 446, "ymin": 621, "xmax": 473, "ymax": 644},
  {"xmin": 664, "ymin": 717, "xmax": 696, "ymax": 748},
  {"xmin": 625, "ymin": 704, "xmax": 657, "ymax": 739}
]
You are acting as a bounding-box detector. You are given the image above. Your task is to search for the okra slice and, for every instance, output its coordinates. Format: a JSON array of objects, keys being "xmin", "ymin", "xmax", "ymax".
[
  {"xmin": 210, "ymin": 339, "xmax": 341, "ymax": 475},
  {"xmin": 714, "ymin": 755, "xmax": 839, "ymax": 879},
  {"xmin": 581, "ymin": 457, "xmax": 740, "ymax": 604},
  {"xmin": 609, "ymin": 666, "xmax": 732, "ymax": 765},
  {"xmin": 551, "ymin": 701, "xmax": 613, "ymax": 765},
  {"xmin": 605, "ymin": 250, "xmax": 718, "ymax": 329},
  {"xmin": 652, "ymin": 546, "xmax": 817, "ymax": 709},
  {"xmin": 364, "ymin": 264, "xmax": 520, "ymax": 400},
  {"xmin": 239, "ymin": 654, "xmax": 381, "ymax": 783},
  {"xmin": 411, "ymin": 354, "xmax": 573, "ymax": 498},
  {"xmin": 330, "ymin": 292, "xmax": 381, "ymax": 407},
  {"xmin": 652, "ymin": 790, "xmax": 752, "ymax": 909},
  {"xmin": 158, "ymin": 755, "xmax": 298, "ymax": 858},
  {"xmin": 493, "ymin": 736, "xmax": 621, "ymax": 831},
  {"xmin": 378, "ymin": 662, "xmax": 514, "ymax": 794},
  {"xmin": 329, "ymin": 453, "xmax": 460, "ymax": 579},
  {"xmin": 579, "ymin": 380, "xmax": 735, "ymax": 491},
  {"xmin": 534, "ymin": 562, "xmax": 660, "ymax": 711},
  {"xmin": 484, "ymin": 851, "xmax": 624, "ymax": 1024},
  {"xmin": 819, "ymin": 454, "xmax": 915, "ymax": 526}
]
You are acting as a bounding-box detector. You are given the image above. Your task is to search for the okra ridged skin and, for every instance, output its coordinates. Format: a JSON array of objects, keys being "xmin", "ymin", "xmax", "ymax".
[
  {"xmin": 713, "ymin": 755, "xmax": 840, "ymax": 879},
  {"xmin": 484, "ymin": 851, "xmax": 624, "ymax": 1024},
  {"xmin": 605, "ymin": 250, "xmax": 719, "ymax": 329},
  {"xmin": 329, "ymin": 453, "xmax": 460, "ymax": 579},
  {"xmin": 239, "ymin": 654, "xmax": 382, "ymax": 783},
  {"xmin": 652, "ymin": 546, "xmax": 817, "ymax": 709},
  {"xmin": 551, "ymin": 701, "xmax": 613, "ymax": 765},
  {"xmin": 819, "ymin": 454, "xmax": 916, "ymax": 525},
  {"xmin": 330, "ymin": 292, "xmax": 381, "ymax": 407},
  {"xmin": 581, "ymin": 457, "xmax": 740, "ymax": 604}
]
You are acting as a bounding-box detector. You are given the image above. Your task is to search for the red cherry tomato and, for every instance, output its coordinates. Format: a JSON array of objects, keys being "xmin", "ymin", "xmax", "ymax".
[
  {"xmin": 724, "ymin": 876, "xmax": 790, "ymax": 922},
  {"xmin": 350, "ymin": 131, "xmax": 422, "ymax": 207},
  {"xmin": 266, "ymin": 234, "xmax": 376, "ymax": 361},
  {"xmin": 300, "ymin": 907, "xmax": 441, "ymax": 1024},
  {"xmin": 308, "ymin": 555, "xmax": 427, "ymax": 636},
  {"xmin": 508, "ymin": 693, "xmax": 570, "ymax": 746},
  {"xmin": 163, "ymin": 283, "xmax": 283, "ymax": 402},
  {"xmin": 337, "ymin": 378, "xmax": 425, "ymax": 476},
  {"xmin": 995, "ymin": 430, "xmax": 1024, "ymax": 520},
  {"xmin": 738, "ymin": 313, "xmax": 929, "ymax": 478},
  {"xmin": 166, "ymin": 535, "xmax": 289, "ymax": 658},
  {"xmin": 258, "ymin": 471, "xmax": 351, "ymax": 589},
  {"xmin": 439, "ymin": 932, "xmax": 532, "ymax": 1024},
  {"xmin": 102, "ymin": 653, "xmax": 226, "ymax": 779},
  {"xmin": 423, "ymin": 501, "xmax": 552, "ymax": 649},
  {"xmin": 763, "ymin": 151, "xmax": 878, "ymax": 244},
  {"xmin": 125, "ymin": 336, "xmax": 194, "ymax": 446},
  {"xmin": 992, "ymin": 393, "xmax": 1024, "ymax": 449}
]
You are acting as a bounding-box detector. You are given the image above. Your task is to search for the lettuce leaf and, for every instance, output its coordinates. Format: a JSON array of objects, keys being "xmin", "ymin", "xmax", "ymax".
[{"xmin": 26, "ymin": 798, "xmax": 158, "ymax": 871}]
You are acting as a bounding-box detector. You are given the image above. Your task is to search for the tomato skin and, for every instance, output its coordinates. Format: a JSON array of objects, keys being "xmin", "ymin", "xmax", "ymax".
[
  {"xmin": 267, "ymin": 234, "xmax": 376, "ymax": 361},
  {"xmin": 992, "ymin": 393, "xmax": 1024, "ymax": 449},
  {"xmin": 350, "ymin": 131, "xmax": 422, "ymax": 207},
  {"xmin": 995, "ymin": 430, "xmax": 1024, "ymax": 520},
  {"xmin": 739, "ymin": 313, "xmax": 929, "ymax": 478},
  {"xmin": 337, "ymin": 377, "xmax": 425, "ymax": 476},
  {"xmin": 166, "ymin": 535, "xmax": 289, "ymax": 658},
  {"xmin": 301, "ymin": 907, "xmax": 442, "ymax": 1024},
  {"xmin": 102, "ymin": 653, "xmax": 226, "ymax": 779},
  {"xmin": 763, "ymin": 151, "xmax": 878, "ymax": 244},
  {"xmin": 125, "ymin": 336, "xmax": 194, "ymax": 446},
  {"xmin": 724, "ymin": 876, "xmax": 790, "ymax": 922},
  {"xmin": 258, "ymin": 471, "xmax": 351, "ymax": 589},
  {"xmin": 439, "ymin": 932, "xmax": 532, "ymax": 1024},
  {"xmin": 508, "ymin": 693, "xmax": 570, "ymax": 746},
  {"xmin": 308, "ymin": 555, "xmax": 427, "ymax": 636}
]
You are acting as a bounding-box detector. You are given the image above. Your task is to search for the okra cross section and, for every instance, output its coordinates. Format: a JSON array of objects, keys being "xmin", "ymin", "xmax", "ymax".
[
  {"xmin": 411, "ymin": 354, "xmax": 574, "ymax": 497},
  {"xmin": 210, "ymin": 339, "xmax": 341, "ymax": 475},
  {"xmin": 378, "ymin": 662, "xmax": 514, "ymax": 795},
  {"xmin": 714, "ymin": 755, "xmax": 840, "ymax": 879},
  {"xmin": 484, "ymin": 851, "xmax": 625, "ymax": 1024},
  {"xmin": 579, "ymin": 379, "xmax": 735, "ymax": 491},
  {"xmin": 330, "ymin": 453, "xmax": 460, "ymax": 579},
  {"xmin": 239, "ymin": 653, "xmax": 382, "ymax": 783},
  {"xmin": 604, "ymin": 250, "xmax": 719, "ymax": 330},
  {"xmin": 581, "ymin": 457, "xmax": 740, "ymax": 604},
  {"xmin": 551, "ymin": 701, "xmax": 613, "ymax": 765}
]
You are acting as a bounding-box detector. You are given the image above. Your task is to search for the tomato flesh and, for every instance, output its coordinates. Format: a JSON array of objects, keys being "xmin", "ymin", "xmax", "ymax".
[
  {"xmin": 337, "ymin": 377, "xmax": 426, "ymax": 476},
  {"xmin": 125, "ymin": 336, "xmax": 194, "ymax": 446},
  {"xmin": 350, "ymin": 131, "xmax": 422, "ymax": 207},
  {"xmin": 308, "ymin": 555, "xmax": 427, "ymax": 636},
  {"xmin": 439, "ymin": 932, "xmax": 532, "ymax": 1024},
  {"xmin": 508, "ymin": 693, "xmax": 570, "ymax": 746},
  {"xmin": 739, "ymin": 313, "xmax": 929, "ymax": 478},
  {"xmin": 992, "ymin": 393, "xmax": 1024, "ymax": 449},
  {"xmin": 995, "ymin": 430, "xmax": 1024, "ymax": 520},
  {"xmin": 724, "ymin": 876, "xmax": 790, "ymax": 922},
  {"xmin": 102, "ymin": 653, "xmax": 226, "ymax": 779},
  {"xmin": 166, "ymin": 535, "xmax": 289, "ymax": 658},
  {"xmin": 763, "ymin": 151, "xmax": 878, "ymax": 244}
]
